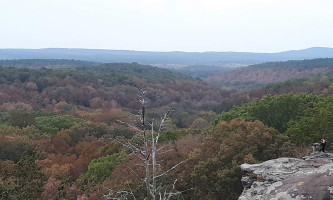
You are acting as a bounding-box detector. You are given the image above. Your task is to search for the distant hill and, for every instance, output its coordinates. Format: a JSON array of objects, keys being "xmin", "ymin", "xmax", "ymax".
[
  {"xmin": 76, "ymin": 62, "xmax": 192, "ymax": 83},
  {"xmin": 0, "ymin": 59, "xmax": 97, "ymax": 68},
  {"xmin": 204, "ymin": 58, "xmax": 333, "ymax": 90},
  {"xmin": 174, "ymin": 64, "xmax": 245, "ymax": 78},
  {"xmin": 253, "ymin": 71, "xmax": 333, "ymax": 97},
  {"xmin": 0, "ymin": 47, "xmax": 333, "ymax": 66},
  {"xmin": 0, "ymin": 61, "xmax": 191, "ymax": 85},
  {"xmin": 0, "ymin": 59, "xmax": 191, "ymax": 82}
]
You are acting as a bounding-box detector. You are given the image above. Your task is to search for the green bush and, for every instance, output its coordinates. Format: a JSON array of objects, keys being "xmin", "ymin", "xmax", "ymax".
[
  {"xmin": 83, "ymin": 153, "xmax": 126, "ymax": 185},
  {"xmin": 35, "ymin": 115, "xmax": 83, "ymax": 134}
]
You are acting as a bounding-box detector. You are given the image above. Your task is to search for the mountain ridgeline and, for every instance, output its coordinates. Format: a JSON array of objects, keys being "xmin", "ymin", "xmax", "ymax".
[
  {"xmin": 1, "ymin": 47, "xmax": 333, "ymax": 65},
  {"xmin": 0, "ymin": 61, "xmax": 192, "ymax": 84}
]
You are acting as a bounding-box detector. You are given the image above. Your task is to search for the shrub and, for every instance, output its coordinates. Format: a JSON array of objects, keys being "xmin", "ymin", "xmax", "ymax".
[{"xmin": 82, "ymin": 154, "xmax": 126, "ymax": 185}]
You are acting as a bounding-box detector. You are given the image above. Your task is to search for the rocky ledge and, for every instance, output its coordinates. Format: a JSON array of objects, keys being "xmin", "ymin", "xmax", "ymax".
[{"xmin": 239, "ymin": 153, "xmax": 333, "ymax": 200}]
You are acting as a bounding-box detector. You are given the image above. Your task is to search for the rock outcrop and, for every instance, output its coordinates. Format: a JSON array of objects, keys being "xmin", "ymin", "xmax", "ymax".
[{"xmin": 239, "ymin": 153, "xmax": 333, "ymax": 200}]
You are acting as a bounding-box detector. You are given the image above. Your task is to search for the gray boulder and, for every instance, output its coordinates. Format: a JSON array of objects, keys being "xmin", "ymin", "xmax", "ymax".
[{"xmin": 239, "ymin": 153, "xmax": 333, "ymax": 200}]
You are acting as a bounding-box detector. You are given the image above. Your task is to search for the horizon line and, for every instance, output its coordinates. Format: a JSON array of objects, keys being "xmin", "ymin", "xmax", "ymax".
[{"xmin": 0, "ymin": 46, "xmax": 332, "ymax": 54}]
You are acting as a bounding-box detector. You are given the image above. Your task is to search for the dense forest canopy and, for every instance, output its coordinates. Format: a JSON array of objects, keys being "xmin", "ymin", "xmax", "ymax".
[
  {"xmin": 217, "ymin": 94, "xmax": 333, "ymax": 146},
  {"xmin": 0, "ymin": 58, "xmax": 332, "ymax": 199},
  {"xmin": 76, "ymin": 62, "xmax": 193, "ymax": 82},
  {"xmin": 204, "ymin": 58, "xmax": 333, "ymax": 90},
  {"xmin": 252, "ymin": 58, "xmax": 333, "ymax": 70},
  {"xmin": 173, "ymin": 64, "xmax": 244, "ymax": 78},
  {"xmin": 0, "ymin": 60, "xmax": 240, "ymax": 129}
]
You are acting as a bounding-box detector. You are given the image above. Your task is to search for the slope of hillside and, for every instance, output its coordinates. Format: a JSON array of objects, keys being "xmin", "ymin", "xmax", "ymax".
[
  {"xmin": 174, "ymin": 64, "xmax": 244, "ymax": 78},
  {"xmin": 0, "ymin": 60, "xmax": 192, "ymax": 83},
  {"xmin": 76, "ymin": 62, "xmax": 192, "ymax": 82},
  {"xmin": 0, "ymin": 60, "xmax": 235, "ymax": 128},
  {"xmin": 205, "ymin": 58, "xmax": 333, "ymax": 90}
]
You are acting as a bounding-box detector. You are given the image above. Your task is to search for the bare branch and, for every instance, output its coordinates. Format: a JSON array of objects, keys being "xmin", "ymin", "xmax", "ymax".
[
  {"xmin": 165, "ymin": 179, "xmax": 179, "ymax": 200},
  {"xmin": 157, "ymin": 146, "xmax": 166, "ymax": 152},
  {"xmin": 120, "ymin": 141, "xmax": 147, "ymax": 157},
  {"xmin": 103, "ymin": 190, "xmax": 132, "ymax": 200},
  {"xmin": 125, "ymin": 166, "xmax": 143, "ymax": 181},
  {"xmin": 128, "ymin": 186, "xmax": 137, "ymax": 200},
  {"xmin": 155, "ymin": 106, "xmax": 172, "ymax": 144},
  {"xmin": 157, "ymin": 148, "xmax": 174, "ymax": 155},
  {"xmin": 136, "ymin": 163, "xmax": 146, "ymax": 167},
  {"xmin": 117, "ymin": 120, "xmax": 143, "ymax": 133},
  {"xmin": 155, "ymin": 161, "xmax": 185, "ymax": 179}
]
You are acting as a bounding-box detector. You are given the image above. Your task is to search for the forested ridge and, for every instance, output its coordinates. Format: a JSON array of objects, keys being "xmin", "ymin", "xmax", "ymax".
[
  {"xmin": 1, "ymin": 47, "xmax": 333, "ymax": 64},
  {"xmin": 0, "ymin": 61, "xmax": 240, "ymax": 129},
  {"xmin": 205, "ymin": 58, "xmax": 333, "ymax": 90},
  {"xmin": 0, "ymin": 59, "xmax": 98, "ymax": 68},
  {"xmin": 252, "ymin": 58, "xmax": 333, "ymax": 70},
  {"xmin": 0, "ymin": 59, "xmax": 332, "ymax": 199}
]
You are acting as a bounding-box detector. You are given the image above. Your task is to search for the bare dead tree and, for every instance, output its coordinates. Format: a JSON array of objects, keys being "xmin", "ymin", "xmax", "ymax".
[{"xmin": 105, "ymin": 89, "xmax": 183, "ymax": 200}]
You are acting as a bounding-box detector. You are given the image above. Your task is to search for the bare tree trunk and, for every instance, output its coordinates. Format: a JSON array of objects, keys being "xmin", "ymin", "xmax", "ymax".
[{"xmin": 151, "ymin": 120, "xmax": 157, "ymax": 200}]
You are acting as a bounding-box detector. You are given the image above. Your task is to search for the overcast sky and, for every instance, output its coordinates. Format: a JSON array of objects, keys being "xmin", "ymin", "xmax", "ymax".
[{"xmin": 0, "ymin": 0, "xmax": 332, "ymax": 52}]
